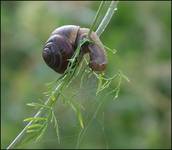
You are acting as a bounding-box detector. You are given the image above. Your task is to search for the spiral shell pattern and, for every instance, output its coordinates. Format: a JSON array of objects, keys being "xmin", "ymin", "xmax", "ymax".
[
  {"xmin": 42, "ymin": 25, "xmax": 107, "ymax": 74},
  {"xmin": 42, "ymin": 25, "xmax": 80, "ymax": 74}
]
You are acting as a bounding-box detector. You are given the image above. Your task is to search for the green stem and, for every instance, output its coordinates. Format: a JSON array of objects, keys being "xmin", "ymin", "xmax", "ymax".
[
  {"xmin": 76, "ymin": 1, "xmax": 119, "ymax": 148},
  {"xmin": 88, "ymin": 1, "xmax": 106, "ymax": 38},
  {"xmin": 6, "ymin": 38, "xmax": 88, "ymax": 150},
  {"xmin": 7, "ymin": 1, "xmax": 119, "ymax": 149},
  {"xmin": 6, "ymin": 81, "xmax": 64, "ymax": 149},
  {"xmin": 96, "ymin": 1, "xmax": 119, "ymax": 37}
]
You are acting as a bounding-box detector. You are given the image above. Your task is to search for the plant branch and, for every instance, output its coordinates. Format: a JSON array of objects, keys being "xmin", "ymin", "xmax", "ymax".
[
  {"xmin": 6, "ymin": 82, "xmax": 63, "ymax": 149},
  {"xmin": 6, "ymin": 38, "xmax": 89, "ymax": 150},
  {"xmin": 96, "ymin": 1, "xmax": 119, "ymax": 37},
  {"xmin": 88, "ymin": 1, "xmax": 106, "ymax": 38},
  {"xmin": 6, "ymin": 1, "xmax": 119, "ymax": 149}
]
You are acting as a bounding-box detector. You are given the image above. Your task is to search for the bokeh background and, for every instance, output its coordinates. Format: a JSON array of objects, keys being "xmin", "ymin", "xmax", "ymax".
[{"xmin": 1, "ymin": 1, "xmax": 171, "ymax": 149}]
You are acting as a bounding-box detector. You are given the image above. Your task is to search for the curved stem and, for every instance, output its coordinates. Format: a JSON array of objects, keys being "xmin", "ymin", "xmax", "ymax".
[{"xmin": 96, "ymin": 1, "xmax": 119, "ymax": 37}]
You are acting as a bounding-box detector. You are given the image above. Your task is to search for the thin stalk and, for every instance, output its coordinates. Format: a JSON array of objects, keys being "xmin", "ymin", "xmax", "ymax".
[
  {"xmin": 6, "ymin": 82, "xmax": 64, "ymax": 149},
  {"xmin": 7, "ymin": 1, "xmax": 119, "ymax": 149},
  {"xmin": 96, "ymin": 1, "xmax": 119, "ymax": 37},
  {"xmin": 6, "ymin": 38, "xmax": 88, "ymax": 150},
  {"xmin": 88, "ymin": 1, "xmax": 106, "ymax": 38},
  {"xmin": 76, "ymin": 1, "xmax": 119, "ymax": 148}
]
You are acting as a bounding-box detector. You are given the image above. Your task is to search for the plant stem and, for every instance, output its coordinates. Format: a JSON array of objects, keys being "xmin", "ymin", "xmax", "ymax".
[
  {"xmin": 6, "ymin": 82, "xmax": 63, "ymax": 149},
  {"xmin": 88, "ymin": 1, "xmax": 106, "ymax": 38},
  {"xmin": 6, "ymin": 38, "xmax": 88, "ymax": 150},
  {"xmin": 96, "ymin": 1, "xmax": 119, "ymax": 37},
  {"xmin": 7, "ymin": 1, "xmax": 119, "ymax": 149},
  {"xmin": 7, "ymin": 111, "xmax": 41, "ymax": 149},
  {"xmin": 76, "ymin": 1, "xmax": 119, "ymax": 148}
]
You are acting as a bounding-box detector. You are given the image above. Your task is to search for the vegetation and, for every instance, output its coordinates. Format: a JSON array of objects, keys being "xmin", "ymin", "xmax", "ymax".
[{"xmin": 1, "ymin": 1, "xmax": 171, "ymax": 149}]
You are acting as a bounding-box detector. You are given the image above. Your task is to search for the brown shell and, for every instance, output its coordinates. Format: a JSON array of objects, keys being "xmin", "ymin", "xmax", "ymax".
[
  {"xmin": 51, "ymin": 25, "xmax": 80, "ymax": 48},
  {"xmin": 42, "ymin": 25, "xmax": 107, "ymax": 74},
  {"xmin": 42, "ymin": 25, "xmax": 80, "ymax": 74}
]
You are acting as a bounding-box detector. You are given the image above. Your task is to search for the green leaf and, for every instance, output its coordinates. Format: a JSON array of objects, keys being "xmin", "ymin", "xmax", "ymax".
[
  {"xmin": 70, "ymin": 103, "xmax": 77, "ymax": 113},
  {"xmin": 96, "ymin": 74, "xmax": 103, "ymax": 95},
  {"xmin": 78, "ymin": 112, "xmax": 84, "ymax": 129},
  {"xmin": 71, "ymin": 104, "xmax": 84, "ymax": 129},
  {"xmin": 50, "ymin": 94, "xmax": 56, "ymax": 101},
  {"xmin": 36, "ymin": 123, "xmax": 48, "ymax": 141},
  {"xmin": 61, "ymin": 93, "xmax": 84, "ymax": 129},
  {"xmin": 26, "ymin": 129, "xmax": 40, "ymax": 133},
  {"xmin": 27, "ymin": 124, "xmax": 43, "ymax": 129},
  {"xmin": 26, "ymin": 103, "xmax": 52, "ymax": 110},
  {"xmin": 121, "ymin": 73, "xmax": 130, "ymax": 82},
  {"xmin": 104, "ymin": 45, "xmax": 117, "ymax": 55},
  {"xmin": 51, "ymin": 111, "xmax": 60, "ymax": 143},
  {"xmin": 23, "ymin": 117, "xmax": 47, "ymax": 122}
]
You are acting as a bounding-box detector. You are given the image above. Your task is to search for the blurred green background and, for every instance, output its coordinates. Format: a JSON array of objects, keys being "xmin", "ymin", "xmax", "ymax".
[{"xmin": 1, "ymin": 1, "xmax": 171, "ymax": 149}]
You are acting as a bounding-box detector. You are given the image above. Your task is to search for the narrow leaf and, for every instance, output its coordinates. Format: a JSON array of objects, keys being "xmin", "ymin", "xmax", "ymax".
[
  {"xmin": 27, "ymin": 124, "xmax": 43, "ymax": 129},
  {"xmin": 36, "ymin": 124, "xmax": 48, "ymax": 141},
  {"xmin": 24, "ymin": 117, "xmax": 47, "ymax": 122},
  {"xmin": 51, "ymin": 94, "xmax": 56, "ymax": 101},
  {"xmin": 26, "ymin": 103, "xmax": 52, "ymax": 110},
  {"xmin": 78, "ymin": 112, "xmax": 84, "ymax": 129},
  {"xmin": 104, "ymin": 45, "xmax": 117, "ymax": 55},
  {"xmin": 26, "ymin": 129, "xmax": 40, "ymax": 133},
  {"xmin": 51, "ymin": 111, "xmax": 60, "ymax": 143}
]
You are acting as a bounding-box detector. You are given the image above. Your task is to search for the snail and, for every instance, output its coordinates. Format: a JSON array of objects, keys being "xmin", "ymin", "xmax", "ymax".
[{"xmin": 42, "ymin": 25, "xmax": 107, "ymax": 74}]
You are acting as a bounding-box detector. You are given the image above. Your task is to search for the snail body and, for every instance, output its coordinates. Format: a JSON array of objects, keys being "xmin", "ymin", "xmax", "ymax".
[{"xmin": 42, "ymin": 25, "xmax": 107, "ymax": 74}]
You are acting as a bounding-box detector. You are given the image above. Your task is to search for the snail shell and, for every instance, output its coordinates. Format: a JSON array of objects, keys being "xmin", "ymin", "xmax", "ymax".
[{"xmin": 42, "ymin": 25, "xmax": 107, "ymax": 74}]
